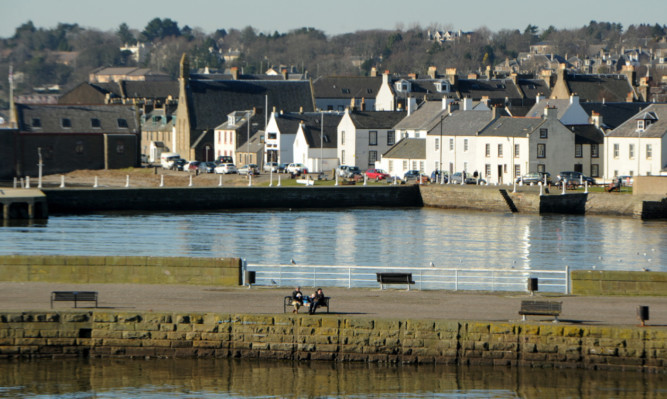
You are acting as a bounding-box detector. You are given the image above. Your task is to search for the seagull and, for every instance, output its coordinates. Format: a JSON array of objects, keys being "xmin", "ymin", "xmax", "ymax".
[
  {"xmin": 430, "ymin": 262, "xmax": 435, "ymax": 267},
  {"xmin": 592, "ymin": 265, "xmax": 596, "ymax": 269},
  {"xmin": 271, "ymin": 280, "xmax": 278, "ymax": 285},
  {"xmin": 642, "ymin": 268, "xmax": 650, "ymax": 272},
  {"xmin": 290, "ymin": 258, "xmax": 297, "ymax": 265}
]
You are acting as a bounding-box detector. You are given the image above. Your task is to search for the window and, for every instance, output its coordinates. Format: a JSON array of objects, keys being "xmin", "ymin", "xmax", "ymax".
[
  {"xmin": 368, "ymin": 151, "xmax": 377, "ymax": 165},
  {"xmin": 449, "ymin": 138, "xmax": 454, "ymax": 151},
  {"xmin": 435, "ymin": 138, "xmax": 440, "ymax": 151},
  {"xmin": 403, "ymin": 160, "xmax": 408, "ymax": 170},
  {"xmin": 91, "ymin": 118, "xmax": 101, "ymax": 128},
  {"xmin": 412, "ymin": 161, "xmax": 418, "ymax": 170},
  {"xmin": 591, "ymin": 164, "xmax": 599, "ymax": 177},
  {"xmin": 498, "ymin": 144, "xmax": 503, "ymax": 157},
  {"xmin": 61, "ymin": 118, "xmax": 72, "ymax": 128},
  {"xmin": 613, "ymin": 143, "xmax": 619, "ymax": 158},
  {"xmin": 464, "ymin": 139, "xmax": 468, "ymax": 151},
  {"xmin": 32, "ymin": 118, "xmax": 41, "ymax": 128},
  {"xmin": 629, "ymin": 144, "xmax": 635, "ymax": 159},
  {"xmin": 591, "ymin": 144, "xmax": 599, "ymax": 158},
  {"xmin": 537, "ymin": 143, "xmax": 546, "ymax": 158},
  {"xmin": 539, "ymin": 128, "xmax": 548, "ymax": 138},
  {"xmin": 268, "ymin": 133, "xmax": 277, "ymax": 140},
  {"xmin": 514, "ymin": 164, "xmax": 521, "ymax": 177},
  {"xmin": 369, "ymin": 131, "xmax": 377, "ymax": 146},
  {"xmin": 637, "ymin": 120, "xmax": 644, "ymax": 130},
  {"xmin": 117, "ymin": 118, "xmax": 128, "ymax": 128},
  {"xmin": 419, "ymin": 161, "xmax": 424, "ymax": 172},
  {"xmin": 387, "ymin": 131, "xmax": 395, "ymax": 146},
  {"xmin": 646, "ymin": 144, "xmax": 652, "ymax": 159},
  {"xmin": 485, "ymin": 164, "xmax": 491, "ymax": 177},
  {"xmin": 575, "ymin": 144, "xmax": 582, "ymax": 158},
  {"xmin": 341, "ymin": 150, "xmax": 345, "ymax": 164},
  {"xmin": 341, "ymin": 131, "xmax": 345, "ymax": 145},
  {"xmin": 514, "ymin": 144, "xmax": 520, "ymax": 158},
  {"xmin": 116, "ymin": 141, "xmax": 125, "ymax": 154},
  {"xmin": 537, "ymin": 164, "xmax": 545, "ymax": 173},
  {"xmin": 75, "ymin": 140, "xmax": 84, "ymax": 154},
  {"xmin": 485, "ymin": 144, "xmax": 490, "ymax": 157}
]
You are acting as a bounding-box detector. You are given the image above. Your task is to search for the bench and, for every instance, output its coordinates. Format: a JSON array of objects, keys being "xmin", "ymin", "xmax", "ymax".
[
  {"xmin": 518, "ymin": 300, "xmax": 562, "ymax": 322},
  {"xmin": 283, "ymin": 296, "xmax": 330, "ymax": 314},
  {"xmin": 51, "ymin": 291, "xmax": 98, "ymax": 309},
  {"xmin": 376, "ymin": 273, "xmax": 415, "ymax": 290}
]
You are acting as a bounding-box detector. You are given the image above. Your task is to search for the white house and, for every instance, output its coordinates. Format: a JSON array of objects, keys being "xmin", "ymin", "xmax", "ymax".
[
  {"xmin": 377, "ymin": 138, "xmax": 426, "ymax": 179},
  {"xmin": 214, "ymin": 110, "xmax": 261, "ymax": 165},
  {"xmin": 337, "ymin": 109, "xmax": 406, "ymax": 169},
  {"xmin": 604, "ymin": 104, "xmax": 667, "ymax": 179},
  {"xmin": 525, "ymin": 94, "xmax": 590, "ymax": 125},
  {"xmin": 292, "ymin": 113, "xmax": 342, "ymax": 173},
  {"xmin": 264, "ymin": 111, "xmax": 319, "ymax": 165}
]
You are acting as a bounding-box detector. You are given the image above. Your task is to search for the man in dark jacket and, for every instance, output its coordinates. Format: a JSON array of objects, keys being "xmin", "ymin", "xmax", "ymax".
[{"xmin": 309, "ymin": 288, "xmax": 326, "ymax": 315}]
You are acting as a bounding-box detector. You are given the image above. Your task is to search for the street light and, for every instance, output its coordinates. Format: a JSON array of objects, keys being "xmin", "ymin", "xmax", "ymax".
[
  {"xmin": 247, "ymin": 111, "xmax": 251, "ymax": 166},
  {"xmin": 320, "ymin": 111, "xmax": 324, "ymax": 174}
]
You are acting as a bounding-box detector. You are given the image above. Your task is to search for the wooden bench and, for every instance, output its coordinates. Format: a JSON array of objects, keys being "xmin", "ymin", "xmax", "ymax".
[
  {"xmin": 51, "ymin": 291, "xmax": 98, "ymax": 309},
  {"xmin": 283, "ymin": 296, "xmax": 330, "ymax": 314},
  {"xmin": 376, "ymin": 273, "xmax": 415, "ymax": 290},
  {"xmin": 518, "ymin": 300, "xmax": 562, "ymax": 322}
]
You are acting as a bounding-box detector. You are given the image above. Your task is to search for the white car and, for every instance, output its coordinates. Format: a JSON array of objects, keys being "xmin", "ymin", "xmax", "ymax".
[
  {"xmin": 264, "ymin": 162, "xmax": 279, "ymax": 172},
  {"xmin": 214, "ymin": 163, "xmax": 237, "ymax": 174},
  {"xmin": 286, "ymin": 163, "xmax": 308, "ymax": 174}
]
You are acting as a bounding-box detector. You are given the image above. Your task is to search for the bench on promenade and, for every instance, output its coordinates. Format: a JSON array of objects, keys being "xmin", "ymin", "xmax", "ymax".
[
  {"xmin": 51, "ymin": 291, "xmax": 98, "ymax": 309},
  {"xmin": 283, "ymin": 296, "xmax": 330, "ymax": 314},
  {"xmin": 376, "ymin": 273, "xmax": 415, "ymax": 291},
  {"xmin": 518, "ymin": 300, "xmax": 562, "ymax": 322}
]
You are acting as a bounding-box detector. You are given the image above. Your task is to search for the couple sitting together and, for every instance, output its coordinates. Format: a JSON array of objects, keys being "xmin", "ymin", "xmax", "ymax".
[{"xmin": 291, "ymin": 286, "xmax": 326, "ymax": 315}]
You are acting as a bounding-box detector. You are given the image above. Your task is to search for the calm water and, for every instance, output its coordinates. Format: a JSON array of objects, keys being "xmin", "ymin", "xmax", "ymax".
[
  {"xmin": 1, "ymin": 209, "xmax": 666, "ymax": 397},
  {"xmin": 1, "ymin": 208, "xmax": 665, "ymax": 273},
  {"xmin": 1, "ymin": 358, "xmax": 665, "ymax": 398}
]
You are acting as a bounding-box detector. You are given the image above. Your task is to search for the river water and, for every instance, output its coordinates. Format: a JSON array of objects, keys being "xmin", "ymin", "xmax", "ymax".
[{"xmin": 1, "ymin": 208, "xmax": 666, "ymax": 397}]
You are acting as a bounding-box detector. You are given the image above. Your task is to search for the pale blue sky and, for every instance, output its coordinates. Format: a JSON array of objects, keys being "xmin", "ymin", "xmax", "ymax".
[{"xmin": 1, "ymin": 0, "xmax": 664, "ymax": 38}]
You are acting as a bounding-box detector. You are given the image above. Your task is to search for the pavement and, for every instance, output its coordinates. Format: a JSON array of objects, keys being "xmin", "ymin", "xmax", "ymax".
[{"xmin": 1, "ymin": 282, "xmax": 666, "ymax": 327}]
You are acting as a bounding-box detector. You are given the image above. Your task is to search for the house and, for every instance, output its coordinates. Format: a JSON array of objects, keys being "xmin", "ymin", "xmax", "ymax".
[
  {"xmin": 580, "ymin": 102, "xmax": 653, "ymax": 132},
  {"xmin": 141, "ymin": 106, "xmax": 177, "ymax": 163},
  {"xmin": 564, "ymin": 124, "xmax": 605, "ymax": 179},
  {"xmin": 604, "ymin": 104, "xmax": 667, "ymax": 179},
  {"xmin": 377, "ymin": 138, "xmax": 426, "ymax": 179},
  {"xmin": 264, "ymin": 111, "xmax": 316, "ymax": 166},
  {"xmin": 88, "ymin": 67, "xmax": 170, "ymax": 83},
  {"xmin": 393, "ymin": 100, "xmax": 452, "ymax": 141},
  {"xmin": 292, "ymin": 113, "xmax": 342, "ymax": 173},
  {"xmin": 525, "ymin": 94, "xmax": 590, "ymax": 125},
  {"xmin": 6, "ymin": 103, "xmax": 140, "ymax": 177},
  {"xmin": 214, "ymin": 110, "xmax": 264, "ymax": 166},
  {"xmin": 313, "ymin": 75, "xmax": 382, "ymax": 111},
  {"xmin": 336, "ymin": 109, "xmax": 407, "ymax": 169},
  {"xmin": 174, "ymin": 54, "xmax": 315, "ymax": 162},
  {"xmin": 549, "ymin": 64, "xmax": 636, "ymax": 102}
]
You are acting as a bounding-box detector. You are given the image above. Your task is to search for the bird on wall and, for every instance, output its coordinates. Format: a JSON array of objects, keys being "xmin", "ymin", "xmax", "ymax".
[
  {"xmin": 430, "ymin": 262, "xmax": 435, "ymax": 267},
  {"xmin": 291, "ymin": 258, "xmax": 297, "ymax": 265}
]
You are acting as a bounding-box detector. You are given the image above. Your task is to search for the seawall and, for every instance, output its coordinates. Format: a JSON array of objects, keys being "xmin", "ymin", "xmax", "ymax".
[
  {"xmin": 572, "ymin": 270, "xmax": 667, "ymax": 296},
  {"xmin": 0, "ymin": 256, "xmax": 242, "ymax": 286},
  {"xmin": 1, "ymin": 310, "xmax": 665, "ymax": 372}
]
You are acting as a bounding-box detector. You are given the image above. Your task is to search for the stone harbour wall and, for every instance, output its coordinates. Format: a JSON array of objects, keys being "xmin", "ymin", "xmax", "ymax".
[
  {"xmin": 1, "ymin": 311, "xmax": 665, "ymax": 372},
  {"xmin": 572, "ymin": 271, "xmax": 667, "ymax": 296}
]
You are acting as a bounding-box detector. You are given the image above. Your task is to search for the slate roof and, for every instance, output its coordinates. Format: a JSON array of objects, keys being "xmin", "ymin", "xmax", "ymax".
[
  {"xmin": 606, "ymin": 104, "xmax": 667, "ymax": 138},
  {"xmin": 16, "ymin": 104, "xmax": 139, "ymax": 134},
  {"xmin": 516, "ymin": 78, "xmax": 551, "ymax": 100},
  {"xmin": 393, "ymin": 102, "xmax": 447, "ymax": 130},
  {"xmin": 382, "ymin": 138, "xmax": 425, "ymax": 159},
  {"xmin": 427, "ymin": 109, "xmax": 495, "ymax": 136},
  {"xmin": 60, "ymin": 81, "xmax": 179, "ymax": 103},
  {"xmin": 348, "ymin": 110, "xmax": 407, "ymax": 130},
  {"xmin": 566, "ymin": 125, "xmax": 604, "ymax": 145},
  {"xmin": 273, "ymin": 112, "xmax": 328, "ymax": 135},
  {"xmin": 580, "ymin": 102, "xmax": 652, "ymax": 130},
  {"xmin": 312, "ymin": 76, "xmax": 382, "ymax": 99},
  {"xmin": 187, "ymin": 80, "xmax": 315, "ymax": 132},
  {"xmin": 565, "ymin": 73, "xmax": 634, "ymax": 102},
  {"xmin": 478, "ymin": 116, "xmax": 545, "ymax": 138},
  {"xmin": 300, "ymin": 113, "xmax": 343, "ymax": 149},
  {"xmin": 525, "ymin": 99, "xmax": 574, "ymax": 119},
  {"xmin": 457, "ymin": 79, "xmax": 522, "ymax": 101}
]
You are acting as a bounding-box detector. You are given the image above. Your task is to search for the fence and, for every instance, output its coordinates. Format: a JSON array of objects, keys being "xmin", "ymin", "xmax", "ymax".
[{"xmin": 243, "ymin": 261, "xmax": 570, "ymax": 294}]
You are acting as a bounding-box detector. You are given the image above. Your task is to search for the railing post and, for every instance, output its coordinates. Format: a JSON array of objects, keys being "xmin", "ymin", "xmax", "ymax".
[
  {"xmin": 241, "ymin": 258, "xmax": 247, "ymax": 286},
  {"xmin": 565, "ymin": 265, "xmax": 570, "ymax": 294},
  {"xmin": 348, "ymin": 268, "xmax": 351, "ymax": 288},
  {"xmin": 455, "ymin": 269, "xmax": 459, "ymax": 291}
]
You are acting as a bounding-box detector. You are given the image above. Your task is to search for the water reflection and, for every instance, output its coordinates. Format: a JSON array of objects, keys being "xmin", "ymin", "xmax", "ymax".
[
  {"xmin": 0, "ymin": 358, "xmax": 664, "ymax": 398},
  {"xmin": 0, "ymin": 209, "xmax": 664, "ymax": 273}
]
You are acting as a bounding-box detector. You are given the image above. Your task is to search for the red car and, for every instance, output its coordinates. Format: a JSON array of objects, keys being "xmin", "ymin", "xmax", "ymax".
[{"xmin": 365, "ymin": 168, "xmax": 390, "ymax": 181}]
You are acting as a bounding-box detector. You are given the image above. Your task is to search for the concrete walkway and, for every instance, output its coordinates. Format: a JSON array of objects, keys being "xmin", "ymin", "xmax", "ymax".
[{"xmin": 1, "ymin": 282, "xmax": 665, "ymax": 327}]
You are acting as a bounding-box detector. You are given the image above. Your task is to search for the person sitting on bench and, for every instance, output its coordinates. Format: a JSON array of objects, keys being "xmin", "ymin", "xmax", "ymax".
[
  {"xmin": 291, "ymin": 286, "xmax": 304, "ymax": 313},
  {"xmin": 606, "ymin": 176, "xmax": 622, "ymax": 192},
  {"xmin": 309, "ymin": 288, "xmax": 326, "ymax": 315}
]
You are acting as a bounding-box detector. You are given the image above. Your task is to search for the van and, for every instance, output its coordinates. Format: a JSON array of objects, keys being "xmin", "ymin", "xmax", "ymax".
[{"xmin": 160, "ymin": 152, "xmax": 181, "ymax": 170}]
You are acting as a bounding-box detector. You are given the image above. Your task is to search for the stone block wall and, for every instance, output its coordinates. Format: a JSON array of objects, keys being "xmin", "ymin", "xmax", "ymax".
[
  {"xmin": 572, "ymin": 270, "xmax": 667, "ymax": 296},
  {"xmin": 1, "ymin": 311, "xmax": 665, "ymax": 372},
  {"xmin": 0, "ymin": 256, "xmax": 242, "ymax": 286}
]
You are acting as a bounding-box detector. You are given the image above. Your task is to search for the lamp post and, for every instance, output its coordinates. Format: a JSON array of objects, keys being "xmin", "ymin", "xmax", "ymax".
[
  {"xmin": 37, "ymin": 147, "xmax": 43, "ymax": 189},
  {"xmin": 320, "ymin": 111, "xmax": 324, "ymax": 174},
  {"xmin": 247, "ymin": 111, "xmax": 251, "ymax": 166}
]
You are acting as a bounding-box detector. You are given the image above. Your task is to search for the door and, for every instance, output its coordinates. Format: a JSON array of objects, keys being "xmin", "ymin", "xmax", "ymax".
[
  {"xmin": 574, "ymin": 164, "xmax": 583, "ymax": 173},
  {"xmin": 497, "ymin": 165, "xmax": 503, "ymax": 184}
]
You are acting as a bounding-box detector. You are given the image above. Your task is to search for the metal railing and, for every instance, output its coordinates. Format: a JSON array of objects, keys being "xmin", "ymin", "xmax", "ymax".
[{"xmin": 243, "ymin": 261, "xmax": 570, "ymax": 294}]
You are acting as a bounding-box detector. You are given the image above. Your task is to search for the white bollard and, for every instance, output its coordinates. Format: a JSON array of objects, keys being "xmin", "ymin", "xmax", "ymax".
[
  {"xmin": 363, "ymin": 174, "xmax": 367, "ymax": 186},
  {"xmin": 125, "ymin": 175, "xmax": 130, "ymax": 188},
  {"xmin": 218, "ymin": 175, "xmax": 222, "ymax": 187},
  {"xmin": 189, "ymin": 175, "xmax": 193, "ymax": 187},
  {"xmin": 334, "ymin": 173, "xmax": 338, "ymax": 186},
  {"xmin": 248, "ymin": 174, "xmax": 252, "ymax": 187},
  {"xmin": 512, "ymin": 180, "xmax": 516, "ymax": 193},
  {"xmin": 277, "ymin": 175, "xmax": 281, "ymax": 187},
  {"xmin": 13, "ymin": 177, "xmax": 17, "ymax": 188},
  {"xmin": 269, "ymin": 170, "xmax": 273, "ymax": 187},
  {"xmin": 25, "ymin": 176, "xmax": 30, "ymax": 189},
  {"xmin": 60, "ymin": 175, "xmax": 65, "ymax": 188},
  {"xmin": 562, "ymin": 180, "xmax": 566, "ymax": 195},
  {"xmin": 160, "ymin": 175, "xmax": 164, "ymax": 187},
  {"xmin": 93, "ymin": 176, "xmax": 98, "ymax": 188},
  {"xmin": 584, "ymin": 180, "xmax": 588, "ymax": 194},
  {"xmin": 539, "ymin": 182, "xmax": 543, "ymax": 196}
]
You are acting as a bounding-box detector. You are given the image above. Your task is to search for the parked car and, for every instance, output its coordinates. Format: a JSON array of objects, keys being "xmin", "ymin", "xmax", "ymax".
[
  {"xmin": 238, "ymin": 164, "xmax": 260, "ymax": 175},
  {"xmin": 516, "ymin": 172, "xmax": 551, "ymax": 185},
  {"xmin": 617, "ymin": 175, "xmax": 634, "ymax": 187},
  {"xmin": 286, "ymin": 163, "xmax": 308, "ymax": 174},
  {"xmin": 214, "ymin": 163, "xmax": 237, "ymax": 174},
  {"xmin": 553, "ymin": 171, "xmax": 596, "ymax": 186},
  {"xmin": 173, "ymin": 159, "xmax": 187, "ymax": 171},
  {"xmin": 184, "ymin": 161, "xmax": 201, "ymax": 172},
  {"xmin": 403, "ymin": 170, "xmax": 430, "ymax": 183},
  {"xmin": 365, "ymin": 168, "xmax": 390, "ymax": 181},
  {"xmin": 199, "ymin": 162, "xmax": 216, "ymax": 173},
  {"xmin": 264, "ymin": 162, "xmax": 280, "ymax": 173},
  {"xmin": 277, "ymin": 163, "xmax": 288, "ymax": 173},
  {"xmin": 450, "ymin": 172, "xmax": 486, "ymax": 184},
  {"xmin": 337, "ymin": 165, "xmax": 361, "ymax": 178},
  {"xmin": 216, "ymin": 155, "xmax": 234, "ymax": 164}
]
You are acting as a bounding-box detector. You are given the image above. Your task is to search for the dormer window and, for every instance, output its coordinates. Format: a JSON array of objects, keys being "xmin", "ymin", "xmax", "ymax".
[
  {"xmin": 637, "ymin": 120, "xmax": 644, "ymax": 130},
  {"xmin": 434, "ymin": 80, "xmax": 450, "ymax": 93},
  {"xmin": 32, "ymin": 118, "xmax": 41, "ymax": 128},
  {"xmin": 117, "ymin": 118, "xmax": 128, "ymax": 128},
  {"xmin": 341, "ymin": 88, "xmax": 350, "ymax": 94},
  {"xmin": 91, "ymin": 118, "xmax": 101, "ymax": 128},
  {"xmin": 61, "ymin": 118, "xmax": 72, "ymax": 128}
]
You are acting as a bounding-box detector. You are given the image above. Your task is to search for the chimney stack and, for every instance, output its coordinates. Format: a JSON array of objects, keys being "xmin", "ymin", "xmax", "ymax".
[
  {"xmin": 591, "ymin": 111, "xmax": 603, "ymax": 128},
  {"xmin": 446, "ymin": 68, "xmax": 458, "ymax": 86},
  {"xmin": 370, "ymin": 67, "xmax": 378, "ymax": 77},
  {"xmin": 281, "ymin": 68, "xmax": 288, "ymax": 80},
  {"xmin": 382, "ymin": 70, "xmax": 390, "ymax": 86},
  {"xmin": 231, "ymin": 67, "xmax": 239, "ymax": 80},
  {"xmin": 427, "ymin": 66, "xmax": 437, "ymax": 79},
  {"xmin": 569, "ymin": 93, "xmax": 579, "ymax": 104}
]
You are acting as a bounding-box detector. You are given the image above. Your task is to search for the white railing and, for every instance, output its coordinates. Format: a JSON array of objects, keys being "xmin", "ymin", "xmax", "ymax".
[{"xmin": 243, "ymin": 261, "xmax": 570, "ymax": 294}]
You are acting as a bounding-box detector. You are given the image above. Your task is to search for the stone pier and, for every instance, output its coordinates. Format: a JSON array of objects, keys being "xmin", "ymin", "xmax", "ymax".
[{"xmin": 0, "ymin": 189, "xmax": 48, "ymax": 220}]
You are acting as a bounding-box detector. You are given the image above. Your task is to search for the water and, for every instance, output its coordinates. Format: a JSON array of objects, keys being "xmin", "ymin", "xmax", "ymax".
[
  {"xmin": 0, "ymin": 358, "xmax": 665, "ymax": 398},
  {"xmin": 1, "ymin": 208, "xmax": 665, "ymax": 273}
]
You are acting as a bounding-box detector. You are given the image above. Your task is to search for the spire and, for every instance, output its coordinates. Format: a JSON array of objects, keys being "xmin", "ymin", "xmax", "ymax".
[
  {"xmin": 179, "ymin": 53, "xmax": 190, "ymax": 80},
  {"xmin": 8, "ymin": 64, "xmax": 17, "ymax": 128}
]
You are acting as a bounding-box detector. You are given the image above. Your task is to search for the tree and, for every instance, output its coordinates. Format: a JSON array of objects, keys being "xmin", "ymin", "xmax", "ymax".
[
  {"xmin": 139, "ymin": 18, "xmax": 181, "ymax": 43},
  {"xmin": 117, "ymin": 23, "xmax": 136, "ymax": 45}
]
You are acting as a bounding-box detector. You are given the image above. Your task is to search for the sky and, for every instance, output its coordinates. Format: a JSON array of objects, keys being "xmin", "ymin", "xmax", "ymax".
[{"xmin": 1, "ymin": 0, "xmax": 664, "ymax": 38}]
